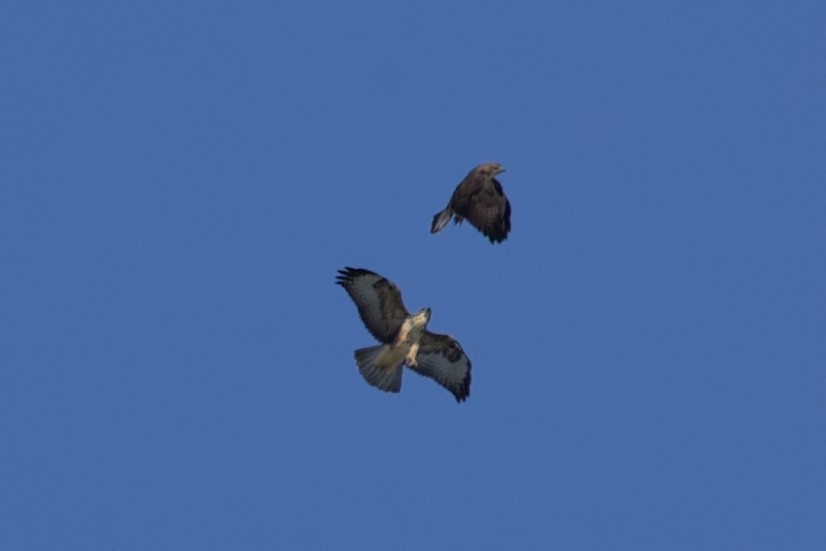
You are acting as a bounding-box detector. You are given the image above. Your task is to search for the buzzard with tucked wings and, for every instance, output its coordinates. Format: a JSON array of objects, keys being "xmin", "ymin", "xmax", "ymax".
[
  {"xmin": 336, "ymin": 267, "xmax": 471, "ymax": 403},
  {"xmin": 431, "ymin": 162, "xmax": 511, "ymax": 243}
]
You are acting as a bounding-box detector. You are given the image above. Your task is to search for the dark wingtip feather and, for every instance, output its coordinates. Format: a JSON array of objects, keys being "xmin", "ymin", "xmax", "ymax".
[
  {"xmin": 454, "ymin": 369, "xmax": 471, "ymax": 403},
  {"xmin": 335, "ymin": 267, "xmax": 353, "ymax": 286},
  {"xmin": 336, "ymin": 266, "xmax": 377, "ymax": 286}
]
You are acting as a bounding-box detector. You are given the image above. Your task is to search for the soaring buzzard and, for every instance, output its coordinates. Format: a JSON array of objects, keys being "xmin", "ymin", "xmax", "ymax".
[
  {"xmin": 336, "ymin": 267, "xmax": 471, "ymax": 403},
  {"xmin": 431, "ymin": 162, "xmax": 511, "ymax": 243}
]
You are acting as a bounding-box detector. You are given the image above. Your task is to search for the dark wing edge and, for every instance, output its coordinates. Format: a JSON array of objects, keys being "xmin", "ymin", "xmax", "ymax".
[
  {"xmin": 411, "ymin": 332, "xmax": 472, "ymax": 403},
  {"xmin": 466, "ymin": 176, "xmax": 511, "ymax": 243},
  {"xmin": 336, "ymin": 267, "xmax": 409, "ymax": 343}
]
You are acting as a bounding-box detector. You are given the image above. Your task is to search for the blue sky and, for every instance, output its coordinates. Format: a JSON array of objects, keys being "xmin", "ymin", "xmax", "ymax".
[{"xmin": 2, "ymin": 1, "xmax": 825, "ymax": 549}]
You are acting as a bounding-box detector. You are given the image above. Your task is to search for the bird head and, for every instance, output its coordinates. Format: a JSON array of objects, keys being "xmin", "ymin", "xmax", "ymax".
[
  {"xmin": 416, "ymin": 307, "xmax": 432, "ymax": 323},
  {"xmin": 478, "ymin": 162, "xmax": 505, "ymax": 176}
]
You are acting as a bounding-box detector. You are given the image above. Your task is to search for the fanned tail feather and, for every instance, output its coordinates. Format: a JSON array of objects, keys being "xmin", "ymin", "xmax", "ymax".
[{"xmin": 354, "ymin": 345, "xmax": 403, "ymax": 393}]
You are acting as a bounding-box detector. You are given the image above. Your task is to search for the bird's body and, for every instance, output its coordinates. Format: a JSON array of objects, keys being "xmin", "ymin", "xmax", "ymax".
[
  {"xmin": 336, "ymin": 267, "xmax": 471, "ymax": 402},
  {"xmin": 431, "ymin": 162, "xmax": 511, "ymax": 243},
  {"xmin": 367, "ymin": 308, "xmax": 429, "ymax": 370}
]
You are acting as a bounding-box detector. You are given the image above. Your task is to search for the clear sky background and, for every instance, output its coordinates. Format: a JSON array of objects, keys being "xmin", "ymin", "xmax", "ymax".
[{"xmin": 2, "ymin": 1, "xmax": 825, "ymax": 549}]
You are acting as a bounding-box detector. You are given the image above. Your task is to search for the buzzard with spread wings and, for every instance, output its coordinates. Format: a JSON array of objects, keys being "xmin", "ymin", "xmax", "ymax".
[
  {"xmin": 336, "ymin": 267, "xmax": 471, "ymax": 403},
  {"xmin": 431, "ymin": 162, "xmax": 511, "ymax": 243}
]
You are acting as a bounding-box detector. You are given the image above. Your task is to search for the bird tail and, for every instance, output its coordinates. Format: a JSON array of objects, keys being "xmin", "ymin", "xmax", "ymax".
[
  {"xmin": 431, "ymin": 207, "xmax": 453, "ymax": 234},
  {"xmin": 354, "ymin": 345, "xmax": 403, "ymax": 393}
]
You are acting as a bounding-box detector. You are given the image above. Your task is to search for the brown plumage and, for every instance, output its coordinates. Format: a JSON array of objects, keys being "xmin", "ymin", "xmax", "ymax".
[
  {"xmin": 336, "ymin": 267, "xmax": 472, "ymax": 402},
  {"xmin": 431, "ymin": 162, "xmax": 511, "ymax": 244}
]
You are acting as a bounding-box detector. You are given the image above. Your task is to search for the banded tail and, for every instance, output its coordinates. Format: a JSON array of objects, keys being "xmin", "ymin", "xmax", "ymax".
[{"xmin": 354, "ymin": 345, "xmax": 403, "ymax": 393}]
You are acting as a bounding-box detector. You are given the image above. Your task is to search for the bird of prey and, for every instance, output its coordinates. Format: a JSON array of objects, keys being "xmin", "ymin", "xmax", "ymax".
[
  {"xmin": 431, "ymin": 162, "xmax": 511, "ymax": 243},
  {"xmin": 336, "ymin": 267, "xmax": 471, "ymax": 403}
]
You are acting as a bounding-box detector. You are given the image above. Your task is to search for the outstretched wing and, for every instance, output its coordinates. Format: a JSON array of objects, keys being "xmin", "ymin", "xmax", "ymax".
[
  {"xmin": 410, "ymin": 332, "xmax": 472, "ymax": 402},
  {"xmin": 336, "ymin": 267, "xmax": 409, "ymax": 343},
  {"xmin": 464, "ymin": 176, "xmax": 511, "ymax": 243}
]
